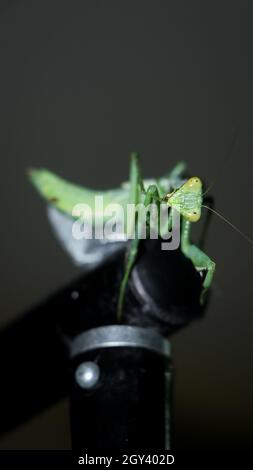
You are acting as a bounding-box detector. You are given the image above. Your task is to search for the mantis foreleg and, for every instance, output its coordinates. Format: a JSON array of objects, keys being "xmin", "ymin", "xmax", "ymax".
[
  {"xmin": 181, "ymin": 218, "xmax": 216, "ymax": 304},
  {"xmin": 117, "ymin": 161, "xmax": 163, "ymax": 320},
  {"xmin": 117, "ymin": 153, "xmax": 143, "ymax": 320}
]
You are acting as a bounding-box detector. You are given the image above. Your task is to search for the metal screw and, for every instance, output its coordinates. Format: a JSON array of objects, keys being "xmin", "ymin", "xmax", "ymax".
[{"xmin": 75, "ymin": 362, "xmax": 100, "ymax": 389}]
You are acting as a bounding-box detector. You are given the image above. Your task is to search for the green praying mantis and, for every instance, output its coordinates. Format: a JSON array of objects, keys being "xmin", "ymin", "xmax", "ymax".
[{"xmin": 29, "ymin": 153, "xmax": 216, "ymax": 320}]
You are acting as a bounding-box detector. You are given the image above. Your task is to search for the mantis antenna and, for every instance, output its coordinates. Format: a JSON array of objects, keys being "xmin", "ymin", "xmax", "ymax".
[{"xmin": 202, "ymin": 205, "xmax": 253, "ymax": 246}]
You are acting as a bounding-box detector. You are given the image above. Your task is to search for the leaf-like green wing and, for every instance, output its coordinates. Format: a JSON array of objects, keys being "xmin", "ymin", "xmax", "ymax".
[{"xmin": 28, "ymin": 168, "xmax": 128, "ymax": 223}]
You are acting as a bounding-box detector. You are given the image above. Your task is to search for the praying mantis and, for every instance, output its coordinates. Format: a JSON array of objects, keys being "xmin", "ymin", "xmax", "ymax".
[{"xmin": 29, "ymin": 153, "xmax": 216, "ymax": 320}]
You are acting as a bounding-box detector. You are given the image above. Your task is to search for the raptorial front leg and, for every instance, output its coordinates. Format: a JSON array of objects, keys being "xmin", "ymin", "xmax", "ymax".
[
  {"xmin": 117, "ymin": 177, "xmax": 162, "ymax": 320},
  {"xmin": 181, "ymin": 219, "xmax": 216, "ymax": 304},
  {"xmin": 117, "ymin": 153, "xmax": 144, "ymax": 321}
]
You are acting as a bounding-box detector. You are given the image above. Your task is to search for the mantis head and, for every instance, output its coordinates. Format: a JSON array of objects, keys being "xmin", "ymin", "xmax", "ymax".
[{"xmin": 166, "ymin": 177, "xmax": 203, "ymax": 222}]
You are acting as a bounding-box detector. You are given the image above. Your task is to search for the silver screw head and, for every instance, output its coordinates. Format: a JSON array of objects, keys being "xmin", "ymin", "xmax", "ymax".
[{"xmin": 75, "ymin": 362, "xmax": 100, "ymax": 389}]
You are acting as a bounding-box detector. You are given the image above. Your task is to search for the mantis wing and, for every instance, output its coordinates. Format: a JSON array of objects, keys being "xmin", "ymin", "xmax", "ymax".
[
  {"xmin": 29, "ymin": 168, "xmax": 128, "ymax": 268},
  {"xmin": 28, "ymin": 168, "xmax": 128, "ymax": 223}
]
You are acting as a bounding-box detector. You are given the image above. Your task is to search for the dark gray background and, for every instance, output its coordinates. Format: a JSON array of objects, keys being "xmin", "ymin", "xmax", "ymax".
[{"xmin": 0, "ymin": 0, "xmax": 253, "ymax": 449}]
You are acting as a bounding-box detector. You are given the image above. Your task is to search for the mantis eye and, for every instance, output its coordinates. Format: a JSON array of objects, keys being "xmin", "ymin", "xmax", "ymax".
[
  {"xmin": 182, "ymin": 176, "xmax": 202, "ymax": 192},
  {"xmin": 188, "ymin": 177, "xmax": 201, "ymax": 186},
  {"xmin": 186, "ymin": 210, "xmax": 201, "ymax": 222}
]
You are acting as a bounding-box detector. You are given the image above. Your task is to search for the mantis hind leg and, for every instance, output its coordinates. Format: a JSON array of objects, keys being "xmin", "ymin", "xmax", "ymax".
[
  {"xmin": 181, "ymin": 219, "xmax": 216, "ymax": 304},
  {"xmin": 167, "ymin": 161, "xmax": 186, "ymax": 179}
]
